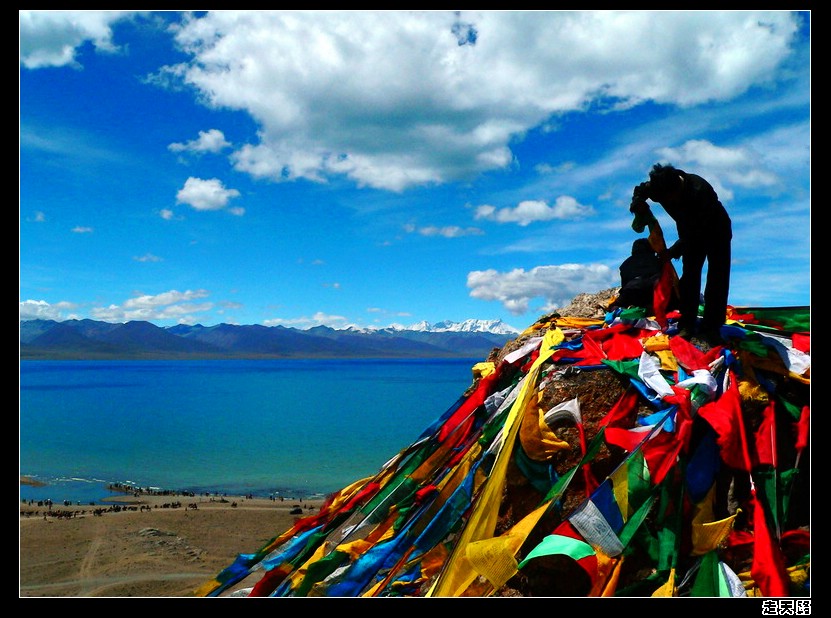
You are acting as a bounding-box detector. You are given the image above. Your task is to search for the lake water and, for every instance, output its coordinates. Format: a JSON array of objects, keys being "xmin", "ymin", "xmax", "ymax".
[{"xmin": 19, "ymin": 358, "xmax": 478, "ymax": 505}]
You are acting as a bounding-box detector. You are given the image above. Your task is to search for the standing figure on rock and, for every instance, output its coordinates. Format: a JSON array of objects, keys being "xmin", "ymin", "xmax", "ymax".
[{"xmin": 629, "ymin": 163, "xmax": 732, "ymax": 339}]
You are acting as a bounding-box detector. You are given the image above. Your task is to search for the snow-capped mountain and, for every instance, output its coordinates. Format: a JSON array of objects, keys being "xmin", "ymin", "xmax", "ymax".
[
  {"xmin": 404, "ymin": 319, "xmax": 520, "ymax": 335},
  {"xmin": 338, "ymin": 319, "xmax": 520, "ymax": 335}
]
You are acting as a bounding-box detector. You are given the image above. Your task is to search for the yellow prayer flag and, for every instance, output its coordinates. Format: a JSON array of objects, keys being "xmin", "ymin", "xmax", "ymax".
[
  {"xmin": 651, "ymin": 568, "xmax": 677, "ymax": 597},
  {"xmin": 690, "ymin": 487, "xmax": 739, "ymax": 556},
  {"xmin": 519, "ymin": 391, "xmax": 571, "ymax": 461},
  {"xmin": 472, "ymin": 361, "xmax": 496, "ymax": 379},
  {"xmin": 428, "ymin": 328, "xmax": 563, "ymax": 597},
  {"xmin": 691, "ymin": 512, "xmax": 739, "ymax": 556},
  {"xmin": 464, "ymin": 502, "xmax": 551, "ymax": 591},
  {"xmin": 589, "ymin": 552, "xmax": 623, "ymax": 597}
]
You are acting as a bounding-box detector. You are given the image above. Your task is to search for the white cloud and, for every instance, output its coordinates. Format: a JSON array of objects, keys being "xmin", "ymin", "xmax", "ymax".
[
  {"xmin": 156, "ymin": 10, "xmax": 798, "ymax": 192},
  {"xmin": 90, "ymin": 289, "xmax": 213, "ymax": 322},
  {"xmin": 218, "ymin": 301, "xmax": 243, "ymax": 310},
  {"xmin": 168, "ymin": 128, "xmax": 231, "ymax": 154},
  {"xmin": 176, "ymin": 177, "xmax": 241, "ymax": 211},
  {"xmin": 405, "ymin": 224, "xmax": 485, "ymax": 238},
  {"xmin": 655, "ymin": 139, "xmax": 780, "ymax": 201},
  {"xmin": 19, "ymin": 299, "xmax": 77, "ymax": 321},
  {"xmin": 72, "ymin": 226, "xmax": 93, "ymax": 233},
  {"xmin": 474, "ymin": 196, "xmax": 594, "ymax": 226},
  {"xmin": 747, "ymin": 122, "xmax": 811, "ymax": 176},
  {"xmin": 133, "ymin": 253, "xmax": 163, "ymax": 262},
  {"xmin": 122, "ymin": 289, "xmax": 209, "ymax": 309},
  {"xmin": 467, "ymin": 263, "xmax": 618, "ymax": 315},
  {"xmin": 19, "ymin": 10, "xmax": 136, "ymax": 69},
  {"xmin": 20, "ymin": 122, "xmax": 130, "ymax": 171},
  {"xmin": 264, "ymin": 311, "xmax": 349, "ymax": 329}
]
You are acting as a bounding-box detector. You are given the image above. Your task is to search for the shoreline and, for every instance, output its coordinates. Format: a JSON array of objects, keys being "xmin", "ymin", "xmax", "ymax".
[
  {"xmin": 19, "ymin": 474, "xmax": 331, "ymax": 508},
  {"xmin": 20, "ymin": 487, "xmax": 323, "ymax": 520},
  {"xmin": 20, "ymin": 478, "xmax": 326, "ymax": 597}
]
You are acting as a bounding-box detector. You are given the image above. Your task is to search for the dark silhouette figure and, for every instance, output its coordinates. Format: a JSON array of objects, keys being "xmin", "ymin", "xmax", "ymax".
[
  {"xmin": 612, "ymin": 238, "xmax": 663, "ymax": 314},
  {"xmin": 629, "ymin": 163, "xmax": 732, "ymax": 336}
]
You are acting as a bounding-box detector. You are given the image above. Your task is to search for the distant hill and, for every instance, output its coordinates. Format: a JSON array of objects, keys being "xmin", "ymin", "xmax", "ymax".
[{"xmin": 19, "ymin": 318, "xmax": 519, "ymax": 360}]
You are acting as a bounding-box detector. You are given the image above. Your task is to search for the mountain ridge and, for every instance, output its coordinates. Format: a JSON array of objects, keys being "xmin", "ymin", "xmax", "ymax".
[{"xmin": 19, "ymin": 318, "xmax": 518, "ymax": 360}]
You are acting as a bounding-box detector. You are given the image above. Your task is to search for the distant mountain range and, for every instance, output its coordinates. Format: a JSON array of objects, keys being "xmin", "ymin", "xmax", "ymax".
[{"xmin": 19, "ymin": 318, "xmax": 520, "ymax": 360}]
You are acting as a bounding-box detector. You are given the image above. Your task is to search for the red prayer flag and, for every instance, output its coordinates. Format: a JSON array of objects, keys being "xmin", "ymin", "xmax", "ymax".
[
  {"xmin": 697, "ymin": 371, "xmax": 752, "ymax": 472},
  {"xmin": 604, "ymin": 426, "xmax": 654, "ymax": 453},
  {"xmin": 754, "ymin": 401, "xmax": 778, "ymax": 468},
  {"xmin": 792, "ymin": 333, "xmax": 810, "ymax": 354},
  {"xmin": 438, "ymin": 369, "xmax": 499, "ymax": 442},
  {"xmin": 604, "ymin": 425, "xmax": 682, "ymax": 487},
  {"xmin": 726, "ymin": 306, "xmax": 758, "ymax": 323},
  {"xmin": 599, "ymin": 387, "xmax": 640, "ymax": 429},
  {"xmin": 585, "ymin": 322, "xmax": 647, "ymax": 361},
  {"xmin": 547, "ymin": 520, "xmax": 601, "ymax": 588},
  {"xmin": 750, "ymin": 493, "xmax": 790, "ymax": 597},
  {"xmin": 640, "ymin": 430, "xmax": 684, "ymax": 486},
  {"xmin": 653, "ymin": 260, "xmax": 676, "ymax": 328},
  {"xmin": 249, "ymin": 563, "xmax": 293, "ymax": 597},
  {"xmin": 795, "ymin": 406, "xmax": 810, "ymax": 455},
  {"xmin": 669, "ymin": 335, "xmax": 722, "ymax": 372}
]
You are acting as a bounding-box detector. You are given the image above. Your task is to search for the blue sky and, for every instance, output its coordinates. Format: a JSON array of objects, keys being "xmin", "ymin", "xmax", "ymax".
[{"xmin": 19, "ymin": 10, "xmax": 811, "ymax": 331}]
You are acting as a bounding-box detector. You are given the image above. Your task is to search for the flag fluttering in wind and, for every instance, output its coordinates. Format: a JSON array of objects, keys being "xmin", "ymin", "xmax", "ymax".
[{"xmin": 198, "ymin": 305, "xmax": 809, "ymax": 598}]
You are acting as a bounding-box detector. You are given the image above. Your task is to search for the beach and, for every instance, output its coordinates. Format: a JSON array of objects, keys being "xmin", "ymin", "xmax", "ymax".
[{"xmin": 19, "ymin": 477, "xmax": 324, "ymax": 598}]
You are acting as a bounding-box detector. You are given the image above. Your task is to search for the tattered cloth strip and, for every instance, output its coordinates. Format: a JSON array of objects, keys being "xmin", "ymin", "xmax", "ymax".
[{"xmin": 198, "ymin": 303, "xmax": 809, "ymax": 598}]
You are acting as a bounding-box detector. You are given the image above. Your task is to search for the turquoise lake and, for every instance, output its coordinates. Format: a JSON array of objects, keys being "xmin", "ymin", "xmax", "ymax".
[{"xmin": 19, "ymin": 358, "xmax": 478, "ymax": 504}]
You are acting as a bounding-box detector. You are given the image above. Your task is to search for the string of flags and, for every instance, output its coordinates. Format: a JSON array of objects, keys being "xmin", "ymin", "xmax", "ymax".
[{"xmin": 196, "ymin": 302, "xmax": 809, "ymax": 598}]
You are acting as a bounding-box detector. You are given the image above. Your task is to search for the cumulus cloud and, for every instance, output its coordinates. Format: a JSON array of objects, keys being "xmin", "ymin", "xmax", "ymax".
[
  {"xmin": 122, "ymin": 289, "xmax": 209, "ymax": 309},
  {"xmin": 19, "ymin": 10, "xmax": 135, "ymax": 69},
  {"xmin": 20, "ymin": 11, "xmax": 800, "ymax": 193},
  {"xmin": 89, "ymin": 289, "xmax": 213, "ymax": 323},
  {"xmin": 474, "ymin": 196, "xmax": 594, "ymax": 226},
  {"xmin": 72, "ymin": 226, "xmax": 93, "ymax": 233},
  {"xmin": 168, "ymin": 128, "xmax": 231, "ymax": 154},
  {"xmin": 467, "ymin": 263, "xmax": 618, "ymax": 315},
  {"xmin": 176, "ymin": 177, "xmax": 241, "ymax": 212},
  {"xmin": 19, "ymin": 299, "xmax": 77, "ymax": 321},
  {"xmin": 153, "ymin": 10, "xmax": 798, "ymax": 192}
]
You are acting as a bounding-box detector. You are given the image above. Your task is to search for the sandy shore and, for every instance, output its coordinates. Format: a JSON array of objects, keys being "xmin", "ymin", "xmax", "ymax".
[{"xmin": 19, "ymin": 478, "xmax": 325, "ymax": 598}]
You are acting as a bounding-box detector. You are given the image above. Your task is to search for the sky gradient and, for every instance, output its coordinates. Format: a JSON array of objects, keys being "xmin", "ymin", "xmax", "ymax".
[{"xmin": 19, "ymin": 10, "xmax": 811, "ymax": 331}]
